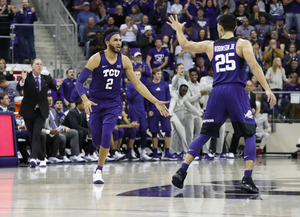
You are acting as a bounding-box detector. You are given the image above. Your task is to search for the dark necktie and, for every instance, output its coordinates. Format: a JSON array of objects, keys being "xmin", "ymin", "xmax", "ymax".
[{"xmin": 35, "ymin": 76, "xmax": 40, "ymax": 93}]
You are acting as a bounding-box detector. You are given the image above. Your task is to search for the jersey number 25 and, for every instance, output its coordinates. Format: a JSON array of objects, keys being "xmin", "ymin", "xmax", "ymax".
[{"xmin": 215, "ymin": 52, "xmax": 236, "ymax": 73}]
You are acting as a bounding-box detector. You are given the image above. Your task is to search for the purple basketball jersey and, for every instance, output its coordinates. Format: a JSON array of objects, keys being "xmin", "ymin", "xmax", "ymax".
[
  {"xmin": 89, "ymin": 51, "xmax": 124, "ymax": 99},
  {"xmin": 211, "ymin": 37, "xmax": 247, "ymax": 87}
]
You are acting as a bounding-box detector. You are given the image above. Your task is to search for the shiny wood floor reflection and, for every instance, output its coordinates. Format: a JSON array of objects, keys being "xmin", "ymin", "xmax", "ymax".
[{"xmin": 1, "ymin": 158, "xmax": 300, "ymax": 217}]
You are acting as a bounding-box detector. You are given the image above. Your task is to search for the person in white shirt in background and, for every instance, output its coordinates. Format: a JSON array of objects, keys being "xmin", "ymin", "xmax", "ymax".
[{"xmin": 171, "ymin": 63, "xmax": 188, "ymax": 92}]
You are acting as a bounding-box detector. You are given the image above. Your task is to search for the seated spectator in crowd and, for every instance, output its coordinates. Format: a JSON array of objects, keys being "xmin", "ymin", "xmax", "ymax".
[
  {"xmin": 62, "ymin": 68, "xmax": 76, "ymax": 107},
  {"xmin": 89, "ymin": 31, "xmax": 105, "ymax": 57},
  {"xmin": 236, "ymin": 0, "xmax": 251, "ymax": 14},
  {"xmin": 0, "ymin": 92, "xmax": 11, "ymax": 111},
  {"xmin": 235, "ymin": 4, "xmax": 249, "ymax": 26},
  {"xmin": 285, "ymin": 57, "xmax": 300, "ymax": 77},
  {"xmin": 146, "ymin": 68, "xmax": 177, "ymax": 160},
  {"xmin": 102, "ymin": 16, "xmax": 118, "ymax": 32},
  {"xmin": 284, "ymin": 29, "xmax": 300, "ymax": 53},
  {"xmin": 264, "ymin": 29, "xmax": 285, "ymax": 51},
  {"xmin": 197, "ymin": 29, "xmax": 208, "ymax": 42},
  {"xmin": 248, "ymin": 4, "xmax": 274, "ymax": 27},
  {"xmin": 54, "ymin": 98, "xmax": 66, "ymax": 124},
  {"xmin": 138, "ymin": 25, "xmax": 155, "ymax": 60},
  {"xmin": 41, "ymin": 95, "xmax": 63, "ymax": 164},
  {"xmin": 76, "ymin": 2, "xmax": 98, "ymax": 46},
  {"xmin": 146, "ymin": 38, "xmax": 169, "ymax": 72},
  {"xmin": 133, "ymin": 52, "xmax": 151, "ymax": 85},
  {"xmin": 121, "ymin": 45, "xmax": 134, "ymax": 64},
  {"xmin": 185, "ymin": 7, "xmax": 210, "ymax": 41},
  {"xmin": 250, "ymin": 41, "xmax": 264, "ymax": 76},
  {"xmin": 169, "ymin": 84, "xmax": 202, "ymax": 155},
  {"xmin": 216, "ymin": 5, "xmax": 229, "ymax": 21},
  {"xmin": 148, "ymin": 1, "xmax": 165, "ymax": 34},
  {"xmin": 249, "ymin": 30, "xmax": 264, "ymax": 48},
  {"xmin": 270, "ymin": 0, "xmax": 284, "ymax": 20},
  {"xmin": 195, "ymin": 57, "xmax": 208, "ymax": 82},
  {"xmin": 255, "ymin": 101, "xmax": 271, "ymax": 156},
  {"xmin": 90, "ymin": 0, "xmax": 103, "ymax": 15},
  {"xmin": 283, "ymin": 44, "xmax": 300, "ymax": 69},
  {"xmin": 175, "ymin": 37, "xmax": 195, "ymax": 75},
  {"xmin": 236, "ymin": 18, "xmax": 255, "ymax": 39},
  {"xmin": 113, "ymin": 5, "xmax": 126, "ymax": 28},
  {"xmin": 0, "ymin": 59, "xmax": 14, "ymax": 81},
  {"xmin": 83, "ymin": 17, "xmax": 101, "ymax": 44},
  {"xmin": 120, "ymin": 16, "xmax": 139, "ymax": 47},
  {"xmin": 281, "ymin": 73, "xmax": 300, "ymax": 119},
  {"xmin": 161, "ymin": 16, "xmax": 176, "ymax": 39},
  {"xmin": 283, "ymin": 0, "xmax": 300, "ymax": 34},
  {"xmin": 125, "ymin": 69, "xmax": 152, "ymax": 161},
  {"xmin": 15, "ymin": 0, "xmax": 37, "ymax": 64},
  {"xmin": 271, "ymin": 16, "xmax": 288, "ymax": 40},
  {"xmin": 255, "ymin": 16, "xmax": 271, "ymax": 42},
  {"xmin": 171, "ymin": 63, "xmax": 188, "ymax": 92},
  {"xmin": 0, "ymin": 74, "xmax": 20, "ymax": 111},
  {"xmin": 217, "ymin": 0, "xmax": 236, "ymax": 14},
  {"xmin": 96, "ymin": 4, "xmax": 110, "ymax": 27},
  {"xmin": 203, "ymin": 0, "xmax": 218, "ymax": 40},
  {"xmin": 138, "ymin": 0, "xmax": 154, "ymax": 15},
  {"xmin": 122, "ymin": 0, "xmax": 137, "ymax": 15},
  {"xmin": 137, "ymin": 15, "xmax": 155, "ymax": 37},
  {"xmin": 263, "ymin": 39, "xmax": 284, "ymax": 71},
  {"xmin": 130, "ymin": 5, "xmax": 143, "ymax": 25},
  {"xmin": 182, "ymin": 0, "xmax": 201, "ymax": 31},
  {"xmin": 171, "ymin": 0, "xmax": 183, "ymax": 20}
]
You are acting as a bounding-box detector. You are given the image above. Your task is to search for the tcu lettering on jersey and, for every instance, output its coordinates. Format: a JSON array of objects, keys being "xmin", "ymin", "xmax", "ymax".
[{"xmin": 103, "ymin": 69, "xmax": 121, "ymax": 77}]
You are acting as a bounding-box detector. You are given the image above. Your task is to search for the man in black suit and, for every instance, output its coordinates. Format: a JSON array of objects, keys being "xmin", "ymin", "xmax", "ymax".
[
  {"xmin": 63, "ymin": 98, "xmax": 94, "ymax": 156},
  {"xmin": 229, "ymin": 80, "xmax": 256, "ymax": 155},
  {"xmin": 17, "ymin": 59, "xmax": 62, "ymax": 167}
]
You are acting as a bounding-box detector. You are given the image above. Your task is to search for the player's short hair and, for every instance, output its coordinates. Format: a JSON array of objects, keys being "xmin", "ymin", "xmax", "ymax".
[
  {"xmin": 152, "ymin": 67, "xmax": 161, "ymax": 75},
  {"xmin": 218, "ymin": 14, "xmax": 236, "ymax": 32},
  {"xmin": 103, "ymin": 28, "xmax": 120, "ymax": 44},
  {"xmin": 76, "ymin": 98, "xmax": 83, "ymax": 106},
  {"xmin": 0, "ymin": 74, "xmax": 6, "ymax": 83},
  {"xmin": 54, "ymin": 98, "xmax": 63, "ymax": 104},
  {"xmin": 175, "ymin": 63, "xmax": 183, "ymax": 70}
]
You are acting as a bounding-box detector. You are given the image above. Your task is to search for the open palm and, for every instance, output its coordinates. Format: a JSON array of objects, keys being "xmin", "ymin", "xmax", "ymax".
[{"xmin": 167, "ymin": 15, "xmax": 186, "ymax": 31}]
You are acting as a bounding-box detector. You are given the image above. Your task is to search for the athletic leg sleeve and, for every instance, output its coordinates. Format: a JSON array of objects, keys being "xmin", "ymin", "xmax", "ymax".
[
  {"xmin": 244, "ymin": 135, "xmax": 256, "ymax": 161},
  {"xmin": 187, "ymin": 134, "xmax": 211, "ymax": 158}
]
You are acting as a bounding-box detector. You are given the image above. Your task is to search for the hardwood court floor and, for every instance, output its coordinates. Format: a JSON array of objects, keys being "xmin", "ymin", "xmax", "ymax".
[{"xmin": 1, "ymin": 157, "xmax": 300, "ymax": 217}]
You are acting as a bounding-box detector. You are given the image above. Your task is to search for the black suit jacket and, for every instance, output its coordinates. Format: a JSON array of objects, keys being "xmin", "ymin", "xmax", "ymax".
[
  {"xmin": 17, "ymin": 73, "xmax": 59, "ymax": 119},
  {"xmin": 62, "ymin": 107, "xmax": 89, "ymax": 134},
  {"xmin": 249, "ymin": 92, "xmax": 256, "ymax": 111}
]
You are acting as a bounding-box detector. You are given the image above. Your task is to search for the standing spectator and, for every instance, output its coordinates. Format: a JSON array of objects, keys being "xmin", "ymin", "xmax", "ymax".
[
  {"xmin": 271, "ymin": 16, "xmax": 288, "ymax": 40},
  {"xmin": 0, "ymin": 74, "xmax": 20, "ymax": 110},
  {"xmin": 255, "ymin": 16, "xmax": 271, "ymax": 43},
  {"xmin": 113, "ymin": 5, "xmax": 126, "ymax": 28},
  {"xmin": 250, "ymin": 41, "xmax": 264, "ymax": 77},
  {"xmin": 283, "ymin": 44, "xmax": 300, "ymax": 69},
  {"xmin": 133, "ymin": 52, "xmax": 151, "ymax": 85},
  {"xmin": 16, "ymin": 59, "xmax": 63, "ymax": 168},
  {"xmin": 175, "ymin": 39, "xmax": 195, "ymax": 73},
  {"xmin": 138, "ymin": 0, "xmax": 154, "ymax": 15},
  {"xmin": 122, "ymin": 0, "xmax": 137, "ymax": 16},
  {"xmin": 62, "ymin": 68, "xmax": 76, "ymax": 107},
  {"xmin": 0, "ymin": 59, "xmax": 13, "ymax": 81},
  {"xmin": 146, "ymin": 38, "xmax": 169, "ymax": 72},
  {"xmin": 171, "ymin": 0, "xmax": 183, "ymax": 21},
  {"xmin": 255, "ymin": 101, "xmax": 271, "ymax": 156},
  {"xmin": 283, "ymin": 0, "xmax": 300, "ymax": 33},
  {"xmin": 0, "ymin": 0, "xmax": 14, "ymax": 61},
  {"xmin": 96, "ymin": 4, "xmax": 110, "ymax": 27},
  {"xmin": 236, "ymin": 18, "xmax": 255, "ymax": 39},
  {"xmin": 270, "ymin": 0, "xmax": 284, "ymax": 20},
  {"xmin": 203, "ymin": 0, "xmax": 218, "ymax": 40},
  {"xmin": 76, "ymin": 2, "xmax": 98, "ymax": 46},
  {"xmin": 148, "ymin": 1, "xmax": 165, "ymax": 34},
  {"xmin": 236, "ymin": 0, "xmax": 251, "ymax": 14},
  {"xmin": 284, "ymin": 29, "xmax": 300, "ymax": 53},
  {"xmin": 15, "ymin": 0, "xmax": 37, "ymax": 64},
  {"xmin": 263, "ymin": 39, "xmax": 284, "ymax": 71},
  {"xmin": 138, "ymin": 25, "xmax": 155, "ymax": 60},
  {"xmin": 185, "ymin": 7, "xmax": 210, "ymax": 41},
  {"xmin": 171, "ymin": 63, "xmax": 188, "ymax": 92},
  {"xmin": 217, "ymin": 0, "xmax": 236, "ymax": 14},
  {"xmin": 90, "ymin": 0, "xmax": 103, "ymax": 15},
  {"xmin": 235, "ymin": 4, "xmax": 249, "ymax": 26},
  {"xmin": 71, "ymin": 0, "xmax": 84, "ymax": 20},
  {"xmin": 120, "ymin": 16, "xmax": 139, "ymax": 47},
  {"xmin": 130, "ymin": 5, "xmax": 143, "ymax": 25}
]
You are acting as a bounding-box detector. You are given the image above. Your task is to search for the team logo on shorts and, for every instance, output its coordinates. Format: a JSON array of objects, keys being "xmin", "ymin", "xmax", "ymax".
[{"xmin": 244, "ymin": 110, "xmax": 253, "ymax": 119}]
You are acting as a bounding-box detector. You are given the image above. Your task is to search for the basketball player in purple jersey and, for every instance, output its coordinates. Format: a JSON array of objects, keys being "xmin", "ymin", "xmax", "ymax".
[
  {"xmin": 76, "ymin": 28, "xmax": 169, "ymax": 184},
  {"xmin": 168, "ymin": 14, "xmax": 276, "ymax": 193}
]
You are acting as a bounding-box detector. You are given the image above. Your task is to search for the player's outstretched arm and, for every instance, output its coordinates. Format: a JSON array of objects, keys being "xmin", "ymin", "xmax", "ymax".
[
  {"xmin": 167, "ymin": 15, "xmax": 213, "ymax": 57},
  {"xmin": 123, "ymin": 55, "xmax": 169, "ymax": 117},
  {"xmin": 76, "ymin": 53, "xmax": 99, "ymax": 114},
  {"xmin": 239, "ymin": 39, "xmax": 276, "ymax": 106}
]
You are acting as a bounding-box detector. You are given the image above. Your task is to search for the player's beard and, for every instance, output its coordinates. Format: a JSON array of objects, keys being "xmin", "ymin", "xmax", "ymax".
[{"xmin": 109, "ymin": 44, "xmax": 120, "ymax": 54}]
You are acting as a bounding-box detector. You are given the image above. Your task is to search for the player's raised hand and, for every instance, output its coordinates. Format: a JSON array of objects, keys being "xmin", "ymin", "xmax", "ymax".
[
  {"xmin": 155, "ymin": 101, "xmax": 169, "ymax": 117},
  {"xmin": 167, "ymin": 15, "xmax": 186, "ymax": 31},
  {"xmin": 83, "ymin": 98, "xmax": 98, "ymax": 115},
  {"xmin": 265, "ymin": 90, "xmax": 276, "ymax": 106}
]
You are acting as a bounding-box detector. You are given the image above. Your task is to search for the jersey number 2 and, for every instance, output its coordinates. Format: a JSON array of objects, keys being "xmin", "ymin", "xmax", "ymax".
[
  {"xmin": 215, "ymin": 52, "xmax": 236, "ymax": 73},
  {"xmin": 106, "ymin": 78, "xmax": 113, "ymax": 89}
]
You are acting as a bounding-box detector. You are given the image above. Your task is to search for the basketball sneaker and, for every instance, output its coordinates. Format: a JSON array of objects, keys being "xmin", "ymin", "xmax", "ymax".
[
  {"xmin": 241, "ymin": 176, "xmax": 259, "ymax": 194},
  {"xmin": 172, "ymin": 168, "xmax": 187, "ymax": 189},
  {"xmin": 93, "ymin": 169, "xmax": 104, "ymax": 184}
]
